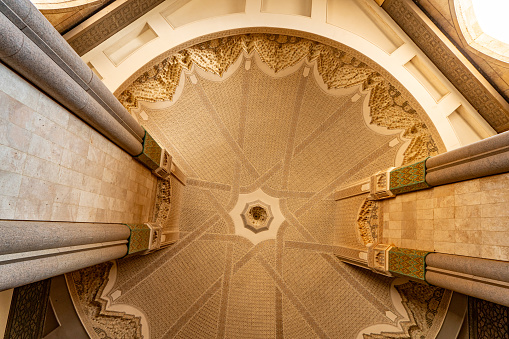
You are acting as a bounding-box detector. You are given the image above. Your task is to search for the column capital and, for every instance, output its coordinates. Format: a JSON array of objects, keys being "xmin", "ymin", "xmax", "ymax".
[
  {"xmin": 125, "ymin": 223, "xmax": 164, "ymax": 256},
  {"xmin": 388, "ymin": 247, "xmax": 430, "ymax": 281},
  {"xmin": 389, "ymin": 158, "xmax": 431, "ymax": 195},
  {"xmin": 135, "ymin": 131, "xmax": 172, "ymax": 179}
]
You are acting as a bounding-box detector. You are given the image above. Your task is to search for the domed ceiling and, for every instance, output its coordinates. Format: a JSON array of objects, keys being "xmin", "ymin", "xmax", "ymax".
[{"xmin": 67, "ymin": 32, "xmax": 450, "ymax": 339}]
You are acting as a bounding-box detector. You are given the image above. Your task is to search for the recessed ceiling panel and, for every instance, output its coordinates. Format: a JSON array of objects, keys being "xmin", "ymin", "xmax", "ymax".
[
  {"xmin": 261, "ymin": 0, "xmax": 312, "ymax": 17},
  {"xmin": 162, "ymin": 0, "xmax": 246, "ymax": 28},
  {"xmin": 327, "ymin": 0, "xmax": 403, "ymax": 54}
]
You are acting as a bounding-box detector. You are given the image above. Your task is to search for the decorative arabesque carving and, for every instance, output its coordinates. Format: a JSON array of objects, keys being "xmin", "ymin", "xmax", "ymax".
[
  {"xmin": 364, "ymin": 281, "xmax": 452, "ymax": 339},
  {"xmin": 469, "ymin": 296, "xmax": 509, "ymax": 339},
  {"xmin": 118, "ymin": 33, "xmax": 439, "ymax": 165},
  {"xmin": 357, "ymin": 199, "xmax": 379, "ymax": 245},
  {"xmin": 3, "ymin": 279, "xmax": 51, "ymax": 339},
  {"xmin": 67, "ymin": 262, "xmax": 143, "ymax": 339},
  {"xmin": 152, "ymin": 178, "xmax": 171, "ymax": 225}
]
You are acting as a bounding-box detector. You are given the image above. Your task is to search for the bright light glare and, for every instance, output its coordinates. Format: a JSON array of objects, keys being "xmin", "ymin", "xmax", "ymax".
[{"xmin": 471, "ymin": 0, "xmax": 509, "ymax": 44}]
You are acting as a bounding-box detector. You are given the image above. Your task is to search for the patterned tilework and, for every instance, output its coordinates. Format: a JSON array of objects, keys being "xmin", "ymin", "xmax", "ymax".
[
  {"xmin": 4, "ymin": 279, "xmax": 51, "ymax": 339},
  {"xmin": 388, "ymin": 247, "xmax": 430, "ymax": 281},
  {"xmin": 126, "ymin": 223, "xmax": 151, "ymax": 254},
  {"xmin": 136, "ymin": 131, "xmax": 162, "ymax": 170},
  {"xmin": 389, "ymin": 158, "xmax": 430, "ymax": 195},
  {"xmin": 469, "ymin": 296, "xmax": 509, "ymax": 339}
]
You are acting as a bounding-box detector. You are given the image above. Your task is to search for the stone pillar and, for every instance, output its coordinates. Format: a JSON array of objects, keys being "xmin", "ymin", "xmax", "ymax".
[
  {"xmin": 426, "ymin": 253, "xmax": 509, "ymax": 307},
  {"xmin": 0, "ymin": 221, "xmax": 130, "ymax": 291},
  {"xmin": 336, "ymin": 245, "xmax": 509, "ymax": 307},
  {"xmin": 426, "ymin": 131, "xmax": 509, "ymax": 186},
  {"xmin": 336, "ymin": 131, "xmax": 509, "ymax": 203},
  {"xmin": 0, "ymin": 0, "xmax": 145, "ymax": 142},
  {"xmin": 0, "ymin": 11, "xmax": 143, "ymax": 156},
  {"xmin": 0, "ymin": 0, "xmax": 184, "ymax": 179}
]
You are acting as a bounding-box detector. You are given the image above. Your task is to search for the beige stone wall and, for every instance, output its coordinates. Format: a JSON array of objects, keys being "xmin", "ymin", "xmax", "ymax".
[
  {"xmin": 0, "ymin": 63, "xmax": 156, "ymax": 223},
  {"xmin": 381, "ymin": 173, "xmax": 509, "ymax": 261}
]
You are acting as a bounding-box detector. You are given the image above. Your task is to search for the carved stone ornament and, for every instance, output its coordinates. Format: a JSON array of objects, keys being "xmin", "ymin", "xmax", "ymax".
[
  {"xmin": 153, "ymin": 149, "xmax": 172, "ymax": 180},
  {"xmin": 369, "ymin": 168, "xmax": 395, "ymax": 200},
  {"xmin": 366, "ymin": 243, "xmax": 394, "ymax": 276},
  {"xmin": 240, "ymin": 200, "xmax": 274, "ymax": 234},
  {"xmin": 146, "ymin": 223, "xmax": 163, "ymax": 252},
  {"xmin": 229, "ymin": 189, "xmax": 285, "ymax": 245}
]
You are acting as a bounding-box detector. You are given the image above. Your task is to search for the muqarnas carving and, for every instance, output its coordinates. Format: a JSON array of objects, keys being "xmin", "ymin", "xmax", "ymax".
[{"xmin": 240, "ymin": 200, "xmax": 274, "ymax": 233}]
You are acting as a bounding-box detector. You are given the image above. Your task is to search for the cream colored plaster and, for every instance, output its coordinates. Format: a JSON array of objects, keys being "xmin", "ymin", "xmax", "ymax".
[
  {"xmin": 229, "ymin": 189, "xmax": 285, "ymax": 245},
  {"xmin": 71, "ymin": 0, "xmax": 497, "ymax": 151},
  {"xmin": 454, "ymin": 0, "xmax": 509, "ymax": 64}
]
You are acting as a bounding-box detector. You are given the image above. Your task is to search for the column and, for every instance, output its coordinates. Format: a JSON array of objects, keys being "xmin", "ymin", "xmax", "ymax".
[
  {"xmin": 335, "ymin": 245, "xmax": 509, "ymax": 307},
  {"xmin": 0, "ymin": 218, "xmax": 183, "ymax": 291},
  {"xmin": 0, "ymin": 0, "xmax": 180, "ymax": 180},
  {"xmin": 0, "ymin": 221, "xmax": 129, "ymax": 291},
  {"xmin": 425, "ymin": 253, "xmax": 509, "ymax": 307}
]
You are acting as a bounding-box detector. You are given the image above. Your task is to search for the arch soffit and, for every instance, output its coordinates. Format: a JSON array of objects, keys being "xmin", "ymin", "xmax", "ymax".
[{"xmin": 80, "ymin": 3, "xmax": 495, "ymax": 151}]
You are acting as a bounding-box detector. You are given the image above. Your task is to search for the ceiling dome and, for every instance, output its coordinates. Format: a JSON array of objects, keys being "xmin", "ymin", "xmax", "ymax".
[{"xmin": 67, "ymin": 32, "xmax": 451, "ymax": 339}]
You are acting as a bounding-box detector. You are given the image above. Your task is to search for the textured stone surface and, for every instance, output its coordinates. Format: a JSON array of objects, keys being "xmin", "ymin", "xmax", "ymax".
[
  {"xmin": 0, "ymin": 221, "xmax": 129, "ymax": 255},
  {"xmin": 0, "ymin": 244, "xmax": 126, "ymax": 291},
  {"xmin": 382, "ymin": 171, "xmax": 509, "ymax": 261},
  {"xmin": 0, "ymin": 16, "xmax": 143, "ymax": 156},
  {"xmin": 426, "ymin": 252, "xmax": 509, "ymax": 283},
  {"xmin": 426, "ymin": 130, "xmax": 509, "ymax": 186},
  {"xmin": 0, "ymin": 63, "xmax": 156, "ymax": 223}
]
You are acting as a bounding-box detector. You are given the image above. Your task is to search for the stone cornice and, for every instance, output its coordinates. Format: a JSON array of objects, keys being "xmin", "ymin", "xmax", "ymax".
[
  {"xmin": 65, "ymin": 0, "xmax": 165, "ymax": 56},
  {"xmin": 383, "ymin": 0, "xmax": 509, "ymax": 133}
]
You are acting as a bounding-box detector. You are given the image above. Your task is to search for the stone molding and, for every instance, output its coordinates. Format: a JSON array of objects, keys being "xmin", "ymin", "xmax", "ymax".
[
  {"xmin": 366, "ymin": 243, "xmax": 394, "ymax": 276},
  {"xmin": 369, "ymin": 168, "xmax": 395, "ymax": 200},
  {"xmin": 135, "ymin": 131, "xmax": 174, "ymax": 179},
  {"xmin": 383, "ymin": 0, "xmax": 509, "ymax": 132},
  {"xmin": 65, "ymin": 0, "xmax": 165, "ymax": 56},
  {"xmin": 240, "ymin": 200, "xmax": 274, "ymax": 234}
]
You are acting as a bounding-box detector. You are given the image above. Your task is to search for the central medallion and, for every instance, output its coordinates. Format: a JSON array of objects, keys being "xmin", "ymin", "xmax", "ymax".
[
  {"xmin": 229, "ymin": 189, "xmax": 285, "ymax": 245},
  {"xmin": 241, "ymin": 200, "xmax": 274, "ymax": 233}
]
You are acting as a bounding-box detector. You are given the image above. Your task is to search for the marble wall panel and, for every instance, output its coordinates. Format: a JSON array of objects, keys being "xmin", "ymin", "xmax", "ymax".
[{"xmin": 0, "ymin": 63, "xmax": 156, "ymax": 223}]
